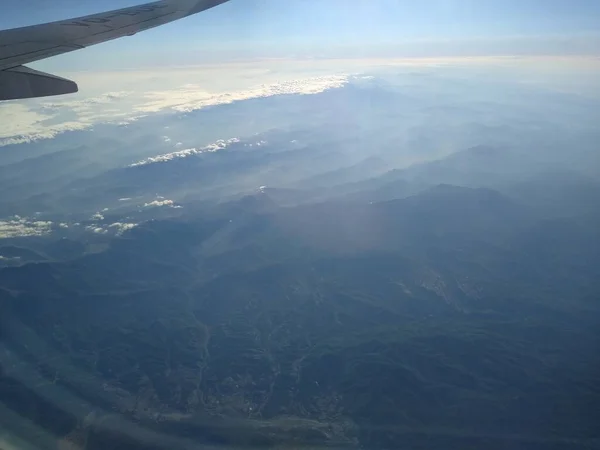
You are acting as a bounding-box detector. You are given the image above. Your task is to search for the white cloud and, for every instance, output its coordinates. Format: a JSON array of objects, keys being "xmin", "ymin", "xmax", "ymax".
[
  {"xmin": 131, "ymin": 138, "xmax": 240, "ymax": 167},
  {"xmin": 134, "ymin": 75, "xmax": 349, "ymax": 114},
  {"xmin": 0, "ymin": 104, "xmax": 90, "ymax": 145},
  {"xmin": 109, "ymin": 222, "xmax": 138, "ymax": 235},
  {"xmin": 58, "ymin": 91, "xmax": 131, "ymax": 107},
  {"xmin": 0, "ymin": 218, "xmax": 53, "ymax": 239},
  {"xmin": 0, "ymin": 74, "xmax": 349, "ymax": 147},
  {"xmin": 118, "ymin": 198, "xmax": 132, "ymax": 202},
  {"xmin": 0, "ymin": 92, "xmax": 134, "ymax": 146},
  {"xmin": 91, "ymin": 212, "xmax": 105, "ymax": 221},
  {"xmin": 246, "ymin": 140, "xmax": 268, "ymax": 148},
  {"xmin": 143, "ymin": 199, "xmax": 177, "ymax": 208},
  {"xmin": 85, "ymin": 226, "xmax": 107, "ymax": 234}
]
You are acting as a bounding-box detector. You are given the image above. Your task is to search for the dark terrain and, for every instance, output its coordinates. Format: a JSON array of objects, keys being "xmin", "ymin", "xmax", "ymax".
[{"xmin": 1, "ymin": 174, "xmax": 599, "ymax": 449}]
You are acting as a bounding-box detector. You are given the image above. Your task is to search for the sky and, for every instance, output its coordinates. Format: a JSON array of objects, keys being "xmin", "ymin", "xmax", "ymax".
[{"xmin": 1, "ymin": 0, "xmax": 600, "ymax": 70}]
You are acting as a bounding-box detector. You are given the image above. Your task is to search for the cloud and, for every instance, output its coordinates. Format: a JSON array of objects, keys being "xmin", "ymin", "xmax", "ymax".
[
  {"xmin": 109, "ymin": 222, "xmax": 138, "ymax": 235},
  {"xmin": 0, "ymin": 217, "xmax": 53, "ymax": 239},
  {"xmin": 134, "ymin": 75, "xmax": 349, "ymax": 114},
  {"xmin": 245, "ymin": 140, "xmax": 268, "ymax": 148},
  {"xmin": 85, "ymin": 226, "xmax": 107, "ymax": 234},
  {"xmin": 48, "ymin": 91, "xmax": 131, "ymax": 108},
  {"xmin": 131, "ymin": 138, "xmax": 240, "ymax": 167},
  {"xmin": 143, "ymin": 199, "xmax": 177, "ymax": 208},
  {"xmin": 0, "ymin": 74, "xmax": 349, "ymax": 147},
  {"xmin": 86, "ymin": 222, "xmax": 138, "ymax": 235},
  {"xmin": 0, "ymin": 103, "xmax": 90, "ymax": 146},
  {"xmin": 91, "ymin": 212, "xmax": 105, "ymax": 221},
  {"xmin": 3, "ymin": 56, "xmax": 598, "ymax": 148}
]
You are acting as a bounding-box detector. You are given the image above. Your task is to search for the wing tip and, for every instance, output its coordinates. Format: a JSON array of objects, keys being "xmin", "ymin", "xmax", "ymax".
[{"xmin": 0, "ymin": 66, "xmax": 78, "ymax": 101}]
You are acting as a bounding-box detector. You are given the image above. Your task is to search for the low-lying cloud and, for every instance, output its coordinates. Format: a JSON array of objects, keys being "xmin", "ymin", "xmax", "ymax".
[
  {"xmin": 143, "ymin": 199, "xmax": 179, "ymax": 208},
  {"xmin": 131, "ymin": 138, "xmax": 240, "ymax": 167},
  {"xmin": 0, "ymin": 74, "xmax": 349, "ymax": 146},
  {"xmin": 0, "ymin": 217, "xmax": 53, "ymax": 239},
  {"xmin": 109, "ymin": 222, "xmax": 138, "ymax": 235}
]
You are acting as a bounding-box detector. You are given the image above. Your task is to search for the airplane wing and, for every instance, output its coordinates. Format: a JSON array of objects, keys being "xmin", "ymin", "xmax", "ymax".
[{"xmin": 0, "ymin": 0, "xmax": 229, "ymax": 100}]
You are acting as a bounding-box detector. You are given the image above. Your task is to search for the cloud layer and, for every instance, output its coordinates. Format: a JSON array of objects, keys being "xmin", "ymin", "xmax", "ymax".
[
  {"xmin": 131, "ymin": 138, "xmax": 241, "ymax": 167},
  {"xmin": 0, "ymin": 74, "xmax": 349, "ymax": 146},
  {"xmin": 3, "ymin": 56, "xmax": 598, "ymax": 147},
  {"xmin": 143, "ymin": 199, "xmax": 180, "ymax": 208},
  {"xmin": 0, "ymin": 217, "xmax": 53, "ymax": 239}
]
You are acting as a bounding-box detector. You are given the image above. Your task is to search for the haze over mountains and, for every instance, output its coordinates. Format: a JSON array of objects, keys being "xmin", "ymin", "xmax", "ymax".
[{"xmin": 1, "ymin": 66, "xmax": 599, "ymax": 449}]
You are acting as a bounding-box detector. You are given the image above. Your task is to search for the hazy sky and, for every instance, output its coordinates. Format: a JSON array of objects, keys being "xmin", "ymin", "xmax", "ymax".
[{"xmin": 1, "ymin": 0, "xmax": 600, "ymax": 70}]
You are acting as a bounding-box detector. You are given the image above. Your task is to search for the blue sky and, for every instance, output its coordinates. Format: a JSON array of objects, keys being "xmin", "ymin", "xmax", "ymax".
[{"xmin": 2, "ymin": 0, "xmax": 600, "ymax": 70}]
